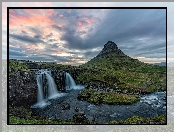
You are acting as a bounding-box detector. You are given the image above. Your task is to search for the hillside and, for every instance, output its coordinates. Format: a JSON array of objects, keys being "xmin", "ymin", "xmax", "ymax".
[
  {"xmin": 83, "ymin": 41, "xmax": 144, "ymax": 70},
  {"xmin": 77, "ymin": 41, "xmax": 166, "ymax": 97}
]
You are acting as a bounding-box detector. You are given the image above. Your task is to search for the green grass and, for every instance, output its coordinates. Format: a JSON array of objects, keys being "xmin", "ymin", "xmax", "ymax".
[
  {"xmin": 106, "ymin": 114, "xmax": 166, "ymax": 124},
  {"xmin": 9, "ymin": 61, "xmax": 30, "ymax": 72},
  {"xmin": 9, "ymin": 116, "xmax": 76, "ymax": 124},
  {"xmin": 78, "ymin": 88, "xmax": 140, "ymax": 105},
  {"xmin": 77, "ymin": 52, "xmax": 166, "ymax": 95}
]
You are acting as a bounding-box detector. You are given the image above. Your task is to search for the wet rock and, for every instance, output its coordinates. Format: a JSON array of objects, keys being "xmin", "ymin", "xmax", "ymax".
[
  {"xmin": 73, "ymin": 112, "xmax": 89, "ymax": 124},
  {"xmin": 61, "ymin": 103, "xmax": 70, "ymax": 110},
  {"xmin": 123, "ymin": 89, "xmax": 127, "ymax": 94},
  {"xmin": 75, "ymin": 107, "xmax": 79, "ymax": 112}
]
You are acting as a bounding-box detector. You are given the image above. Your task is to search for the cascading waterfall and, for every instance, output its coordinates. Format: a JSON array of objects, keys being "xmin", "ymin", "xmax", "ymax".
[
  {"xmin": 32, "ymin": 69, "xmax": 84, "ymax": 108},
  {"xmin": 65, "ymin": 72, "xmax": 76, "ymax": 90},
  {"xmin": 32, "ymin": 69, "xmax": 64, "ymax": 108},
  {"xmin": 45, "ymin": 72, "xmax": 58, "ymax": 99},
  {"xmin": 36, "ymin": 75, "xmax": 44, "ymax": 103},
  {"xmin": 65, "ymin": 72, "xmax": 84, "ymax": 90}
]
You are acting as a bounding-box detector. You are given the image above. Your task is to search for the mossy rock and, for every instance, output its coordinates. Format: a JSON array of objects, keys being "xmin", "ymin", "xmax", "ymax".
[{"xmin": 78, "ymin": 88, "xmax": 140, "ymax": 105}]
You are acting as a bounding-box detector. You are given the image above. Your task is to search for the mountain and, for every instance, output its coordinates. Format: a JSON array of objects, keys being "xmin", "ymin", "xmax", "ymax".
[
  {"xmin": 154, "ymin": 62, "xmax": 166, "ymax": 66},
  {"xmin": 97, "ymin": 41, "xmax": 125, "ymax": 56},
  {"xmin": 78, "ymin": 41, "xmax": 166, "ymax": 93},
  {"xmin": 83, "ymin": 41, "xmax": 144, "ymax": 70}
]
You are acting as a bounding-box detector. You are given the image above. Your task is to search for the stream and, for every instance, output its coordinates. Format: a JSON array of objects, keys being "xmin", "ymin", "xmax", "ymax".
[{"xmin": 31, "ymin": 89, "xmax": 166, "ymax": 124}]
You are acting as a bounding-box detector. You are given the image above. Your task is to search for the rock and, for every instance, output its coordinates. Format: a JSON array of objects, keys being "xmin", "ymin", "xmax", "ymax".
[
  {"xmin": 9, "ymin": 70, "xmax": 37, "ymax": 108},
  {"xmin": 97, "ymin": 41, "xmax": 124, "ymax": 56},
  {"xmin": 61, "ymin": 103, "xmax": 70, "ymax": 110},
  {"xmin": 73, "ymin": 112, "xmax": 89, "ymax": 124},
  {"xmin": 123, "ymin": 89, "xmax": 127, "ymax": 94},
  {"xmin": 75, "ymin": 107, "xmax": 79, "ymax": 112},
  {"xmin": 141, "ymin": 83, "xmax": 147, "ymax": 89}
]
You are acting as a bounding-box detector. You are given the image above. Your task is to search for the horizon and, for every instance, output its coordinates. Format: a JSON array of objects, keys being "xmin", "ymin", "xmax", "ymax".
[
  {"xmin": 8, "ymin": 58, "xmax": 167, "ymax": 67},
  {"xmin": 7, "ymin": 8, "xmax": 166, "ymax": 65}
]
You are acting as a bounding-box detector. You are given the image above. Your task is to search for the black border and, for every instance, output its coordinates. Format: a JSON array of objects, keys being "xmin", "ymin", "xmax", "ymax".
[{"xmin": 7, "ymin": 7, "xmax": 167, "ymax": 125}]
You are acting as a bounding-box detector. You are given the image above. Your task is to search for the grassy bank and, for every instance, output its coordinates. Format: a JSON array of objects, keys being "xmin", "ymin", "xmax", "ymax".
[{"xmin": 78, "ymin": 88, "xmax": 140, "ymax": 105}]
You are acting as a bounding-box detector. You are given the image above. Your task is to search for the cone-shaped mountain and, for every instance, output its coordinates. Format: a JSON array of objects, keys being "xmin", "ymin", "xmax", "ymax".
[{"xmin": 84, "ymin": 41, "xmax": 143, "ymax": 69}]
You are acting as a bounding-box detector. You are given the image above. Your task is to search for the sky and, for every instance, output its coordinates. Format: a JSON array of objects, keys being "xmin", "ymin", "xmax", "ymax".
[{"xmin": 2, "ymin": 2, "xmax": 172, "ymax": 66}]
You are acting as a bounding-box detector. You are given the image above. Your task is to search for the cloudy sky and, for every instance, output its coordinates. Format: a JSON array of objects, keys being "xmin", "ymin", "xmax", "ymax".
[{"xmin": 2, "ymin": 2, "xmax": 171, "ymax": 65}]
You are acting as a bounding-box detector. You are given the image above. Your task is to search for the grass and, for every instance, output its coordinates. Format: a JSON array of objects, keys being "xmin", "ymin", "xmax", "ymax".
[
  {"xmin": 106, "ymin": 114, "xmax": 166, "ymax": 124},
  {"xmin": 78, "ymin": 88, "xmax": 140, "ymax": 105},
  {"xmin": 9, "ymin": 116, "xmax": 76, "ymax": 124}
]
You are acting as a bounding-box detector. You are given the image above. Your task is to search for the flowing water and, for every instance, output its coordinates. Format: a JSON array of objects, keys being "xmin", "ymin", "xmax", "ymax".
[
  {"xmin": 65, "ymin": 72, "xmax": 76, "ymax": 90},
  {"xmin": 32, "ymin": 90, "xmax": 166, "ymax": 124},
  {"xmin": 36, "ymin": 75, "xmax": 44, "ymax": 103},
  {"xmin": 31, "ymin": 69, "xmax": 166, "ymax": 123},
  {"xmin": 31, "ymin": 69, "xmax": 67, "ymax": 108},
  {"xmin": 65, "ymin": 72, "xmax": 84, "ymax": 90},
  {"xmin": 32, "ymin": 70, "xmax": 84, "ymax": 108}
]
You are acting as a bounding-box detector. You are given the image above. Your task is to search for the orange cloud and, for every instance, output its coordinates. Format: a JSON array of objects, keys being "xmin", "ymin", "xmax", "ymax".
[
  {"xmin": 9, "ymin": 9, "xmax": 55, "ymax": 27},
  {"xmin": 76, "ymin": 16, "xmax": 97, "ymax": 31},
  {"xmin": 84, "ymin": 17, "xmax": 96, "ymax": 24},
  {"xmin": 26, "ymin": 45, "xmax": 38, "ymax": 50},
  {"xmin": 53, "ymin": 52, "xmax": 63, "ymax": 54}
]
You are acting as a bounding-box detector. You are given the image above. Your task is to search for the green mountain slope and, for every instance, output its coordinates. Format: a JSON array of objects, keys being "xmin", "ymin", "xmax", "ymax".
[{"xmin": 77, "ymin": 41, "xmax": 166, "ymax": 94}]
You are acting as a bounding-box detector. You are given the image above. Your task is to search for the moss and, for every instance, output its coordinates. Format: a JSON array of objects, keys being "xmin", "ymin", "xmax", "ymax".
[
  {"xmin": 9, "ymin": 61, "xmax": 30, "ymax": 72},
  {"xmin": 123, "ymin": 116, "xmax": 147, "ymax": 124},
  {"xmin": 106, "ymin": 114, "xmax": 166, "ymax": 124},
  {"xmin": 78, "ymin": 88, "xmax": 140, "ymax": 105},
  {"xmin": 152, "ymin": 114, "xmax": 166, "ymax": 124},
  {"xmin": 9, "ymin": 116, "xmax": 76, "ymax": 124}
]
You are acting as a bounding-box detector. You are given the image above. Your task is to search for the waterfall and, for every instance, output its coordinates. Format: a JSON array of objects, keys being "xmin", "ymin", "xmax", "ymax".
[
  {"xmin": 45, "ymin": 72, "xmax": 58, "ymax": 99},
  {"xmin": 65, "ymin": 72, "xmax": 84, "ymax": 90},
  {"xmin": 32, "ymin": 69, "xmax": 65, "ymax": 108},
  {"xmin": 65, "ymin": 72, "xmax": 76, "ymax": 90},
  {"xmin": 32, "ymin": 70, "xmax": 84, "ymax": 108},
  {"xmin": 36, "ymin": 75, "xmax": 44, "ymax": 103}
]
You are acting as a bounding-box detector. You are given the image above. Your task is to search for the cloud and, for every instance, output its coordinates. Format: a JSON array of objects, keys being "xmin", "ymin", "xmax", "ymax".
[
  {"xmin": 8, "ymin": 8, "xmax": 166, "ymax": 64},
  {"xmin": 52, "ymin": 25, "xmax": 62, "ymax": 31},
  {"xmin": 10, "ymin": 34, "xmax": 45, "ymax": 44}
]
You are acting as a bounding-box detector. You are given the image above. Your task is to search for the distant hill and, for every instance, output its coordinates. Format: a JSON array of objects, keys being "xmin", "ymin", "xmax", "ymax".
[{"xmin": 154, "ymin": 62, "xmax": 166, "ymax": 66}]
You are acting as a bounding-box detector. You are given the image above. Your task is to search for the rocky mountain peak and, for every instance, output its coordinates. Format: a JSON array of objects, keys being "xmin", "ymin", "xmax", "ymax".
[
  {"xmin": 104, "ymin": 41, "xmax": 118, "ymax": 49},
  {"xmin": 97, "ymin": 41, "xmax": 124, "ymax": 56}
]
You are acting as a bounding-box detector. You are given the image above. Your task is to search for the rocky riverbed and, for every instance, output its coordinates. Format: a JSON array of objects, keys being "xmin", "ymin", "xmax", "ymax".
[{"xmin": 31, "ymin": 89, "xmax": 166, "ymax": 124}]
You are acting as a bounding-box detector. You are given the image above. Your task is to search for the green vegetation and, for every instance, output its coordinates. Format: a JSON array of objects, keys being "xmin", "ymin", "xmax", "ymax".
[
  {"xmin": 77, "ymin": 52, "xmax": 166, "ymax": 95},
  {"xmin": 9, "ymin": 116, "xmax": 76, "ymax": 124},
  {"xmin": 9, "ymin": 61, "xmax": 30, "ymax": 72},
  {"xmin": 106, "ymin": 114, "xmax": 166, "ymax": 124},
  {"xmin": 9, "ymin": 105, "xmax": 75, "ymax": 124},
  {"xmin": 76, "ymin": 50, "xmax": 166, "ymax": 105},
  {"xmin": 78, "ymin": 88, "xmax": 140, "ymax": 105}
]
